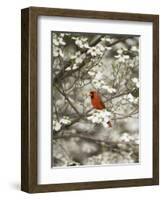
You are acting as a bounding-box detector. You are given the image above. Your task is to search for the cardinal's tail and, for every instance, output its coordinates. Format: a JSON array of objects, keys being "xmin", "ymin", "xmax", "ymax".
[{"xmin": 107, "ymin": 121, "xmax": 112, "ymax": 128}]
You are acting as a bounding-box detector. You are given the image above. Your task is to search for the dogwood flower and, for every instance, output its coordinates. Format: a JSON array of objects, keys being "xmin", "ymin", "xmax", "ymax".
[
  {"xmin": 53, "ymin": 47, "xmax": 64, "ymax": 57},
  {"xmin": 114, "ymin": 48, "xmax": 130, "ymax": 63},
  {"xmin": 101, "ymin": 36, "xmax": 112, "ymax": 43},
  {"xmin": 131, "ymin": 46, "xmax": 139, "ymax": 52},
  {"xmin": 65, "ymin": 66, "xmax": 72, "ymax": 71},
  {"xmin": 60, "ymin": 116, "xmax": 71, "ymax": 125},
  {"xmin": 126, "ymin": 93, "xmax": 139, "ymax": 104},
  {"xmin": 102, "ymin": 85, "xmax": 116, "ymax": 93},
  {"xmin": 53, "ymin": 121, "xmax": 62, "ymax": 131},
  {"xmin": 53, "ymin": 35, "xmax": 66, "ymax": 46},
  {"xmin": 88, "ymin": 71, "xmax": 96, "ymax": 76},
  {"xmin": 120, "ymin": 132, "xmax": 139, "ymax": 144},
  {"xmin": 73, "ymin": 37, "xmax": 89, "ymax": 49},
  {"xmin": 87, "ymin": 46, "xmax": 100, "ymax": 57},
  {"xmin": 132, "ymin": 77, "xmax": 139, "ymax": 88},
  {"xmin": 129, "ymin": 62, "xmax": 134, "ymax": 68},
  {"xmin": 127, "ymin": 93, "xmax": 135, "ymax": 103},
  {"xmin": 87, "ymin": 44, "xmax": 106, "ymax": 57},
  {"xmin": 120, "ymin": 133, "xmax": 131, "ymax": 142},
  {"xmin": 71, "ymin": 51, "xmax": 86, "ymax": 64},
  {"xmin": 92, "ymin": 79, "xmax": 105, "ymax": 89},
  {"xmin": 96, "ymin": 44, "xmax": 105, "ymax": 52},
  {"xmin": 128, "ymin": 56, "xmax": 139, "ymax": 68},
  {"xmin": 87, "ymin": 109, "xmax": 111, "ymax": 128},
  {"xmin": 92, "ymin": 72, "xmax": 107, "ymax": 89},
  {"xmin": 53, "ymin": 116, "xmax": 71, "ymax": 131},
  {"xmin": 95, "ymin": 71, "xmax": 103, "ymax": 80},
  {"xmin": 117, "ymin": 48, "xmax": 124, "ymax": 55},
  {"xmin": 72, "ymin": 64, "xmax": 78, "ymax": 70}
]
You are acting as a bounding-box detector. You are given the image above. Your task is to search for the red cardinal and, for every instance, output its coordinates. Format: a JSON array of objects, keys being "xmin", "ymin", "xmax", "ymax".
[{"xmin": 89, "ymin": 91, "xmax": 112, "ymax": 127}]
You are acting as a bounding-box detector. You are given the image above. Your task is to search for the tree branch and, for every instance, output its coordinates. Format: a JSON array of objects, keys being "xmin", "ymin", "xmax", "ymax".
[
  {"xmin": 53, "ymin": 36, "xmax": 132, "ymax": 83},
  {"xmin": 55, "ymin": 91, "xmax": 132, "ymax": 131},
  {"xmin": 53, "ymin": 133, "xmax": 138, "ymax": 153},
  {"xmin": 53, "ymin": 133, "xmax": 119, "ymax": 150},
  {"xmin": 85, "ymin": 91, "xmax": 130, "ymax": 115},
  {"xmin": 54, "ymin": 84, "xmax": 81, "ymax": 116}
]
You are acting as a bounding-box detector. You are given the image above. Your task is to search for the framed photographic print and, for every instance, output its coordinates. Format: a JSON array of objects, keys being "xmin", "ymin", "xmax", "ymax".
[{"xmin": 21, "ymin": 7, "xmax": 159, "ymax": 193}]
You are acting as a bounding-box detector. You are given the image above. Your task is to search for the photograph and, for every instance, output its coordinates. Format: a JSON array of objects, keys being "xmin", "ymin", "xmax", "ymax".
[{"xmin": 51, "ymin": 31, "xmax": 140, "ymax": 167}]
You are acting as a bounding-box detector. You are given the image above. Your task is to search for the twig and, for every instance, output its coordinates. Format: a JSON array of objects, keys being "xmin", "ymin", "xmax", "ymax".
[
  {"xmin": 55, "ymin": 84, "xmax": 81, "ymax": 116},
  {"xmin": 53, "ymin": 133, "xmax": 119, "ymax": 150},
  {"xmin": 53, "ymin": 36, "xmax": 132, "ymax": 83},
  {"xmin": 53, "ymin": 140, "xmax": 72, "ymax": 161},
  {"xmin": 85, "ymin": 91, "xmax": 130, "ymax": 115},
  {"xmin": 56, "ymin": 91, "xmax": 132, "ymax": 130}
]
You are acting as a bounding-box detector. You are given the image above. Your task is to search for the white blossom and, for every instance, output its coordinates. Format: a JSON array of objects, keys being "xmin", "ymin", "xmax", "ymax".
[
  {"xmin": 128, "ymin": 56, "xmax": 139, "ymax": 68},
  {"xmin": 114, "ymin": 54, "xmax": 130, "ymax": 63},
  {"xmin": 120, "ymin": 133, "xmax": 131, "ymax": 142},
  {"xmin": 91, "ymin": 71, "xmax": 116, "ymax": 93},
  {"xmin": 134, "ymin": 97, "xmax": 139, "ymax": 104},
  {"xmin": 127, "ymin": 93, "xmax": 139, "ymax": 104},
  {"xmin": 60, "ymin": 33, "xmax": 65, "ymax": 37},
  {"xmin": 131, "ymin": 46, "xmax": 139, "ymax": 52},
  {"xmin": 114, "ymin": 48, "xmax": 130, "ymax": 63},
  {"xmin": 102, "ymin": 122, "xmax": 109, "ymax": 128},
  {"xmin": 53, "ymin": 121, "xmax": 62, "ymax": 131},
  {"xmin": 71, "ymin": 51, "xmax": 86, "ymax": 64},
  {"xmin": 87, "ymin": 109, "xmax": 111, "ymax": 128},
  {"xmin": 92, "ymin": 79, "xmax": 104, "ymax": 89},
  {"xmin": 132, "ymin": 77, "xmax": 139, "ymax": 88},
  {"xmin": 73, "ymin": 37, "xmax": 89, "ymax": 49},
  {"xmin": 91, "ymin": 72, "xmax": 105, "ymax": 89},
  {"xmin": 95, "ymin": 72, "xmax": 103, "ymax": 80},
  {"xmin": 70, "ymin": 51, "xmax": 86, "ymax": 71},
  {"xmin": 102, "ymin": 85, "xmax": 116, "ymax": 93},
  {"xmin": 53, "ymin": 116, "xmax": 71, "ymax": 131},
  {"xmin": 120, "ymin": 132, "xmax": 139, "ymax": 144},
  {"xmin": 117, "ymin": 48, "xmax": 124, "ymax": 55},
  {"xmin": 101, "ymin": 37, "xmax": 112, "ymax": 43},
  {"xmin": 134, "ymin": 135, "xmax": 139, "ymax": 144},
  {"xmin": 53, "ymin": 47, "xmax": 64, "ymax": 57},
  {"xmin": 65, "ymin": 66, "xmax": 72, "ymax": 71},
  {"xmin": 64, "ymin": 33, "xmax": 71, "ymax": 36},
  {"xmin": 72, "ymin": 64, "xmax": 78, "ymax": 70},
  {"xmin": 60, "ymin": 116, "xmax": 71, "ymax": 125},
  {"xmin": 53, "ymin": 35, "xmax": 66, "ymax": 46},
  {"xmin": 96, "ymin": 44, "xmax": 105, "ymax": 51},
  {"xmin": 129, "ymin": 63, "xmax": 134, "ymax": 68},
  {"xmin": 88, "ymin": 71, "xmax": 96, "ymax": 76},
  {"xmin": 105, "ymin": 46, "xmax": 112, "ymax": 51},
  {"xmin": 87, "ymin": 44, "xmax": 106, "ymax": 57},
  {"xmin": 127, "ymin": 93, "xmax": 135, "ymax": 103},
  {"xmin": 87, "ymin": 46, "xmax": 100, "ymax": 57}
]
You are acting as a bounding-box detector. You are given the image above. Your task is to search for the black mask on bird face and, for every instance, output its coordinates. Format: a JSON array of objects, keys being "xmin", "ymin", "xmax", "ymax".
[{"xmin": 90, "ymin": 91, "xmax": 95, "ymax": 98}]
